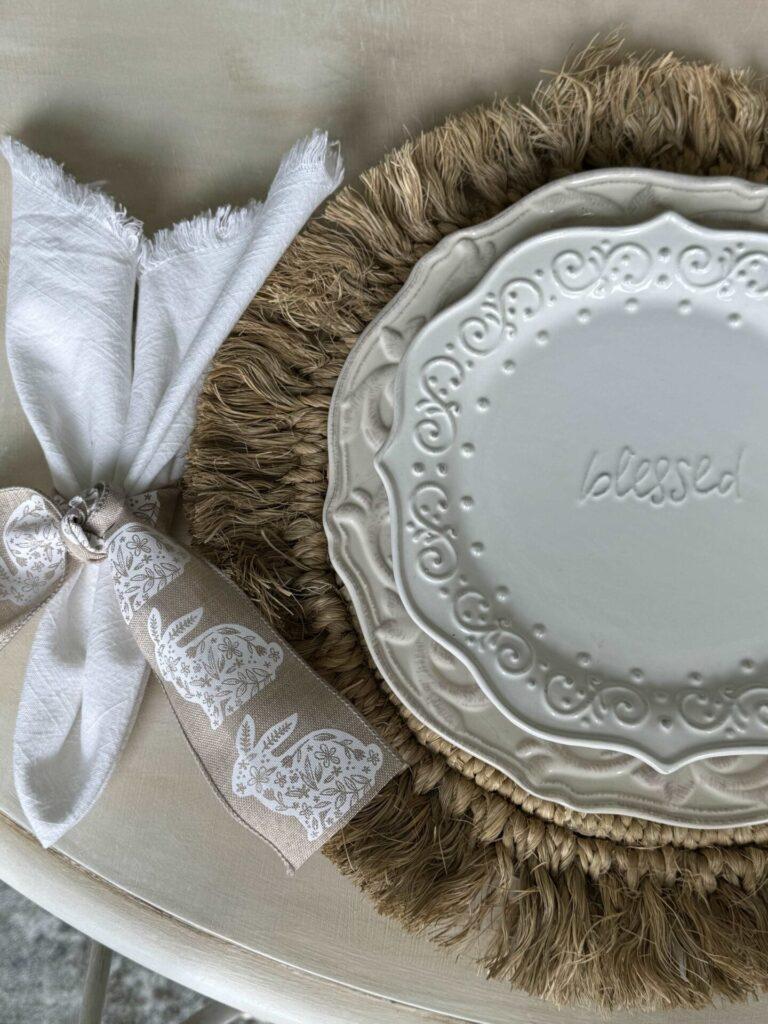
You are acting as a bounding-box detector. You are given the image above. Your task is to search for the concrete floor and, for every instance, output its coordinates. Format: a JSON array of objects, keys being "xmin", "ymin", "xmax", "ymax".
[{"xmin": 0, "ymin": 880, "xmax": 248, "ymax": 1023}]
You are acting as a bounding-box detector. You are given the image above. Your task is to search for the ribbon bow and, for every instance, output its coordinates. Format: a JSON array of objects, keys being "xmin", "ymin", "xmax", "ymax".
[
  {"xmin": 0, "ymin": 484, "xmax": 401, "ymax": 870},
  {"xmin": 0, "ymin": 133, "xmax": 401, "ymax": 869}
]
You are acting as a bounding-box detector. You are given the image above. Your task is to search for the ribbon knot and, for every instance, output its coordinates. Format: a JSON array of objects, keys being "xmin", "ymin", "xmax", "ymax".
[{"xmin": 58, "ymin": 484, "xmax": 114, "ymax": 562}]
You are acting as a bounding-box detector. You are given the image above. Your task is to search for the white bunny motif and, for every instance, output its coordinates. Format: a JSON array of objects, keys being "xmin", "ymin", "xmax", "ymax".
[
  {"xmin": 232, "ymin": 713, "xmax": 383, "ymax": 841},
  {"xmin": 147, "ymin": 606, "xmax": 284, "ymax": 728},
  {"xmin": 0, "ymin": 494, "xmax": 65, "ymax": 607}
]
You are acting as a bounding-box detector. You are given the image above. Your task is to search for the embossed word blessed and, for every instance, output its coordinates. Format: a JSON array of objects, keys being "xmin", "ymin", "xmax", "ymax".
[{"xmin": 579, "ymin": 446, "xmax": 745, "ymax": 506}]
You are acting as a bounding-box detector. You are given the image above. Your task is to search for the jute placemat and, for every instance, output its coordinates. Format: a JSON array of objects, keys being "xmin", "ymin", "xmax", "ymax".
[{"xmin": 184, "ymin": 38, "xmax": 768, "ymax": 1012}]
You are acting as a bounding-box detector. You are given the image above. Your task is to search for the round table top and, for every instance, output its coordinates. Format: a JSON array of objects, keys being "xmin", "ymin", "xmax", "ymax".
[{"xmin": 2, "ymin": 4, "xmax": 768, "ymax": 1021}]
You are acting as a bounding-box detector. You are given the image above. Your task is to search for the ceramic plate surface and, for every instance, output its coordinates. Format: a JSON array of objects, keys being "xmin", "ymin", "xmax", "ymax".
[
  {"xmin": 325, "ymin": 168, "xmax": 768, "ymax": 825},
  {"xmin": 379, "ymin": 212, "xmax": 768, "ymax": 772}
]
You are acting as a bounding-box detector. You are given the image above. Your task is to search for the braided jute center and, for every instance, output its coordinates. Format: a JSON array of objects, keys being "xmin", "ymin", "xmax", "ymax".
[{"xmin": 186, "ymin": 37, "xmax": 768, "ymax": 1012}]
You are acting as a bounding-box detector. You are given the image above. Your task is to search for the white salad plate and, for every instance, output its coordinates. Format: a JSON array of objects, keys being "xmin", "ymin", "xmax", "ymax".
[
  {"xmin": 378, "ymin": 210, "xmax": 768, "ymax": 773},
  {"xmin": 325, "ymin": 168, "xmax": 768, "ymax": 826}
]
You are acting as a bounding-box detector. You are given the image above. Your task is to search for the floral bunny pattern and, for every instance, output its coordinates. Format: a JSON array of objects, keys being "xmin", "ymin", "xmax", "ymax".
[
  {"xmin": 0, "ymin": 494, "xmax": 66, "ymax": 607},
  {"xmin": 148, "ymin": 606, "xmax": 284, "ymax": 728},
  {"xmin": 110, "ymin": 523, "xmax": 189, "ymax": 623},
  {"xmin": 232, "ymin": 712, "xmax": 383, "ymax": 841}
]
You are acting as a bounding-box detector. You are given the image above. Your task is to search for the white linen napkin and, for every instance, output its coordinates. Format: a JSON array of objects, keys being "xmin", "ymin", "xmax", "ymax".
[{"xmin": 2, "ymin": 133, "xmax": 343, "ymax": 846}]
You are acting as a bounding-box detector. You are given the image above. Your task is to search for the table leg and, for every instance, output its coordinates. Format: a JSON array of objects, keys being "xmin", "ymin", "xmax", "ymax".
[{"xmin": 78, "ymin": 940, "xmax": 113, "ymax": 1024}]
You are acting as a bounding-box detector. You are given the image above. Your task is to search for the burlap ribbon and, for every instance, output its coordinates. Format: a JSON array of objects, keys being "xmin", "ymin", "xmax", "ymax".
[{"xmin": 0, "ymin": 484, "xmax": 403, "ymax": 870}]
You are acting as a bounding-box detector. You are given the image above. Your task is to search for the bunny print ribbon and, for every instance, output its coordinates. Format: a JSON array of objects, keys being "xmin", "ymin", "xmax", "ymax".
[{"xmin": 0, "ymin": 484, "xmax": 403, "ymax": 871}]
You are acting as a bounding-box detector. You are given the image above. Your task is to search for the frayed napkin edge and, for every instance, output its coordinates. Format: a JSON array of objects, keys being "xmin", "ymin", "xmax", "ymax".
[
  {"xmin": 0, "ymin": 135, "xmax": 144, "ymax": 254},
  {"xmin": 139, "ymin": 130, "xmax": 344, "ymax": 272}
]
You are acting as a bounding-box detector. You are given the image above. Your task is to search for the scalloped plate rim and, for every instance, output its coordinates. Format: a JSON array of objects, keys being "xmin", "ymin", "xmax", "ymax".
[{"xmin": 325, "ymin": 167, "xmax": 768, "ymax": 826}]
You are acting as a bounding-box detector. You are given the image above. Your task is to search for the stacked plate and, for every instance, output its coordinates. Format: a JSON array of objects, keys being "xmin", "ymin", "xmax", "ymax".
[{"xmin": 324, "ymin": 168, "xmax": 768, "ymax": 829}]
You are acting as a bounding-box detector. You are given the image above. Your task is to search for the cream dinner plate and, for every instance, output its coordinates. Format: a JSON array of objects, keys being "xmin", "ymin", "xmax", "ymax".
[
  {"xmin": 379, "ymin": 211, "xmax": 768, "ymax": 773},
  {"xmin": 325, "ymin": 169, "xmax": 768, "ymax": 826}
]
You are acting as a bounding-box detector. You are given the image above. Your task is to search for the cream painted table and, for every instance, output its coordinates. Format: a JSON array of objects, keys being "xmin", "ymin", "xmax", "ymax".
[{"xmin": 3, "ymin": 2, "xmax": 768, "ymax": 1021}]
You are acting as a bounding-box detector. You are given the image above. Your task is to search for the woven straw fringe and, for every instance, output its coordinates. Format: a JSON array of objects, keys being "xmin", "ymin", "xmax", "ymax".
[{"xmin": 186, "ymin": 36, "xmax": 768, "ymax": 1011}]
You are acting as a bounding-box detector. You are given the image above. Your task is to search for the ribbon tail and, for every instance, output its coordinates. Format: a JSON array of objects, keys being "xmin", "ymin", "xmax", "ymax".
[{"xmin": 104, "ymin": 516, "xmax": 404, "ymax": 872}]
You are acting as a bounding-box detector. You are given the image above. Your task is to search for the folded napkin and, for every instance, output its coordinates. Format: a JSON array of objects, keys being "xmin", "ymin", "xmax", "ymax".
[{"xmin": 2, "ymin": 133, "xmax": 344, "ymax": 847}]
